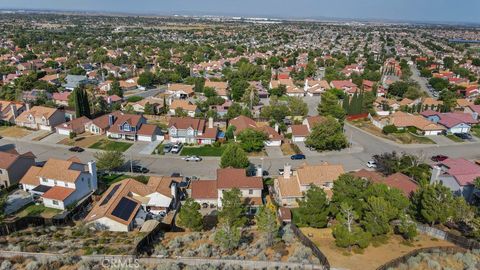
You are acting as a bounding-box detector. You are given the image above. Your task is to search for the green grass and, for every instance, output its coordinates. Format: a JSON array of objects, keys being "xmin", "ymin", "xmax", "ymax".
[
  {"xmin": 445, "ymin": 134, "xmax": 464, "ymax": 143},
  {"xmin": 472, "ymin": 126, "xmax": 480, "ymax": 138},
  {"xmin": 16, "ymin": 204, "xmax": 61, "ymax": 218},
  {"xmin": 89, "ymin": 139, "xmax": 133, "ymax": 151},
  {"xmin": 180, "ymin": 145, "xmax": 226, "ymax": 156},
  {"xmin": 153, "ymin": 144, "xmax": 165, "ymax": 155},
  {"xmin": 100, "ymin": 173, "xmax": 149, "ymax": 186}
]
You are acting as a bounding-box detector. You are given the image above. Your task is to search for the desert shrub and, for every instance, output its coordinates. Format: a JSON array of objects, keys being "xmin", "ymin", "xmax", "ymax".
[
  {"xmin": 196, "ymin": 243, "xmax": 213, "ymax": 257},
  {"xmin": 280, "ymin": 224, "xmax": 295, "ymax": 244},
  {"xmin": 155, "ymin": 262, "xmax": 181, "ymax": 270},
  {"xmin": 0, "ymin": 260, "xmax": 12, "ymax": 270},
  {"xmin": 26, "ymin": 261, "xmax": 40, "ymax": 270},
  {"xmin": 183, "ymin": 250, "xmax": 197, "ymax": 257},
  {"xmin": 8, "ymin": 256, "xmax": 24, "ymax": 265},
  {"xmin": 426, "ymin": 258, "xmax": 441, "ymax": 270},
  {"xmin": 168, "ymin": 237, "xmax": 183, "ymax": 249},
  {"xmin": 287, "ymin": 245, "xmax": 313, "ymax": 263},
  {"xmin": 76, "ymin": 260, "xmax": 93, "ymax": 270},
  {"xmin": 257, "ymin": 251, "xmax": 267, "ymax": 261}
]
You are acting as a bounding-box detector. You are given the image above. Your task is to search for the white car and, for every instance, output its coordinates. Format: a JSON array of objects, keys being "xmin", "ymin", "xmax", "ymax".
[
  {"xmin": 366, "ymin": 160, "xmax": 377, "ymax": 168},
  {"xmin": 182, "ymin": 155, "xmax": 202, "ymax": 162},
  {"xmin": 171, "ymin": 143, "xmax": 183, "ymax": 154}
]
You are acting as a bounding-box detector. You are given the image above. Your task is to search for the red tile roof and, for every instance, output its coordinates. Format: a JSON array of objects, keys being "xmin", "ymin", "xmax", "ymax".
[
  {"xmin": 42, "ymin": 186, "xmax": 75, "ymax": 201},
  {"xmin": 217, "ymin": 168, "xmax": 263, "ymax": 189},
  {"xmin": 190, "ymin": 180, "xmax": 217, "ymax": 199}
]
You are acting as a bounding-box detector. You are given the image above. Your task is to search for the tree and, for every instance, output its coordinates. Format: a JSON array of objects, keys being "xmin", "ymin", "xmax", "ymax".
[
  {"xmin": 215, "ymin": 188, "xmax": 246, "ymax": 252},
  {"xmin": 293, "ymin": 185, "xmax": 330, "ymax": 228},
  {"xmin": 318, "ymin": 91, "xmax": 346, "ymax": 121},
  {"xmin": 229, "ymin": 78, "xmax": 249, "ymax": 101},
  {"xmin": 439, "ymin": 89, "xmax": 457, "ymax": 112},
  {"xmin": 411, "ymin": 183, "xmax": 454, "ymax": 226},
  {"xmin": 108, "ymin": 79, "xmax": 123, "ymax": 97},
  {"xmin": 361, "ymin": 196, "xmax": 398, "ymax": 236},
  {"xmin": 332, "ymin": 202, "xmax": 371, "ymax": 251},
  {"xmin": 269, "ymin": 84, "xmax": 287, "ymax": 97},
  {"xmin": 256, "ymin": 203, "xmax": 279, "ymax": 246},
  {"xmin": 94, "ymin": 150, "xmax": 125, "ymax": 173},
  {"xmin": 137, "ymin": 71, "xmax": 155, "ymax": 87},
  {"xmin": 397, "ymin": 213, "xmax": 418, "ymax": 241},
  {"xmin": 305, "ymin": 116, "xmax": 348, "ymax": 151},
  {"xmin": 144, "ymin": 102, "xmax": 155, "ymax": 115},
  {"xmin": 287, "ymin": 96, "xmax": 308, "ymax": 116},
  {"xmin": 236, "ymin": 128, "xmax": 268, "ymax": 152},
  {"xmin": 241, "ymin": 86, "xmax": 260, "ymax": 108},
  {"xmin": 73, "ymin": 86, "xmax": 91, "ymax": 118},
  {"xmin": 175, "ymin": 107, "xmax": 188, "ymax": 117},
  {"xmin": 177, "ymin": 198, "xmax": 203, "ymax": 231},
  {"xmin": 220, "ymin": 144, "xmax": 249, "ymax": 168},
  {"xmin": 443, "ymin": 56, "xmax": 454, "ymax": 70}
]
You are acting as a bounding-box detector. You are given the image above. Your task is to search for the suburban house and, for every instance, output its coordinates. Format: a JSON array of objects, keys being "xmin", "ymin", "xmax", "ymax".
[
  {"xmin": 421, "ymin": 110, "xmax": 478, "ymax": 134},
  {"xmin": 52, "ymin": 92, "xmax": 71, "ymax": 106},
  {"xmin": 304, "ymin": 79, "xmax": 330, "ymax": 96},
  {"xmin": 85, "ymin": 111, "xmax": 123, "ymax": 135},
  {"xmin": 190, "ymin": 168, "xmax": 263, "ymax": 214},
  {"xmin": 431, "ymin": 158, "xmax": 480, "ymax": 202},
  {"xmin": 63, "ymin": 75, "xmax": 88, "ymax": 91},
  {"xmin": 169, "ymin": 100, "xmax": 199, "ymax": 117},
  {"xmin": 464, "ymin": 105, "xmax": 480, "ymax": 120},
  {"xmin": 127, "ymin": 97, "xmax": 165, "ymax": 114},
  {"xmin": 205, "ymin": 81, "xmax": 229, "ymax": 99},
  {"xmin": 0, "ymin": 148, "xmax": 36, "ymax": 189},
  {"xmin": 353, "ymin": 169, "xmax": 418, "ymax": 197},
  {"xmin": 106, "ymin": 113, "xmax": 162, "ymax": 142},
  {"xmin": 369, "ymin": 111, "xmax": 445, "ymax": 135},
  {"xmin": 168, "ymin": 117, "xmax": 218, "ymax": 145},
  {"xmin": 167, "ymin": 83, "xmax": 195, "ymax": 99},
  {"xmin": 330, "ymin": 80, "xmax": 358, "ymax": 94},
  {"xmin": 55, "ymin": 116, "xmax": 91, "ymax": 136},
  {"xmin": 85, "ymin": 176, "xmax": 179, "ymax": 232},
  {"xmin": 15, "ymin": 106, "xmax": 66, "ymax": 131},
  {"xmin": 288, "ymin": 124, "xmax": 310, "ymax": 142},
  {"xmin": 20, "ymin": 157, "xmax": 98, "ymax": 210},
  {"xmin": 274, "ymin": 163, "xmax": 344, "ymax": 207},
  {"xmin": 229, "ymin": 115, "xmax": 283, "ymax": 146},
  {"xmin": 0, "ymin": 100, "xmax": 25, "ymax": 124},
  {"xmin": 270, "ymin": 78, "xmax": 304, "ymax": 97}
]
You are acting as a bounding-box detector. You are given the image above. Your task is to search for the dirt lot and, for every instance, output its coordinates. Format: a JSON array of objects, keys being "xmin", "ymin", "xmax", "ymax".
[
  {"xmin": 58, "ymin": 134, "xmax": 103, "ymax": 147},
  {"xmin": 0, "ymin": 126, "xmax": 31, "ymax": 138},
  {"xmin": 300, "ymin": 227, "xmax": 455, "ymax": 270}
]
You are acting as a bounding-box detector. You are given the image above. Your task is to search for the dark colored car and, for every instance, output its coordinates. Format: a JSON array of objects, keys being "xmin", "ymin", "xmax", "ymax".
[
  {"xmin": 132, "ymin": 165, "xmax": 149, "ymax": 174},
  {"xmin": 431, "ymin": 155, "xmax": 448, "ymax": 162},
  {"xmin": 454, "ymin": 133, "xmax": 472, "ymax": 140},
  {"xmin": 68, "ymin": 146, "xmax": 85, "ymax": 152},
  {"xmin": 171, "ymin": 172, "xmax": 182, "ymax": 177},
  {"xmin": 290, "ymin": 154, "xmax": 306, "ymax": 160}
]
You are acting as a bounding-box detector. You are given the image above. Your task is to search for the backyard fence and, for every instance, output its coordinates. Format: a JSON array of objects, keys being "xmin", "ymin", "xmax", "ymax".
[
  {"xmin": 416, "ymin": 223, "xmax": 480, "ymax": 250},
  {"xmin": 376, "ymin": 246, "xmax": 467, "ymax": 270},
  {"xmin": 290, "ymin": 224, "xmax": 330, "ymax": 270}
]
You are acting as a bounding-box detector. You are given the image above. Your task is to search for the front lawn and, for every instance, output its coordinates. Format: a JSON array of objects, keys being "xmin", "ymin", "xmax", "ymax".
[
  {"xmin": 153, "ymin": 144, "xmax": 164, "ymax": 155},
  {"xmin": 445, "ymin": 134, "xmax": 464, "ymax": 143},
  {"xmin": 99, "ymin": 173, "xmax": 149, "ymax": 186},
  {"xmin": 472, "ymin": 126, "xmax": 480, "ymax": 138},
  {"xmin": 89, "ymin": 139, "xmax": 133, "ymax": 151},
  {"xmin": 16, "ymin": 204, "xmax": 61, "ymax": 218},
  {"xmin": 180, "ymin": 145, "xmax": 226, "ymax": 156}
]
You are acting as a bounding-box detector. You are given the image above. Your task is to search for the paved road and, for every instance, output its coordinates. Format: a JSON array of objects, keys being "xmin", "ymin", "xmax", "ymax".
[
  {"xmin": 124, "ymin": 86, "xmax": 166, "ymax": 98},
  {"xmin": 410, "ymin": 65, "xmax": 434, "ymax": 97}
]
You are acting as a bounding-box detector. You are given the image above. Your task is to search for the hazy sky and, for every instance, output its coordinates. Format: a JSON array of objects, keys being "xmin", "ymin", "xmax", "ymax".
[{"xmin": 0, "ymin": 0, "xmax": 479, "ymax": 24}]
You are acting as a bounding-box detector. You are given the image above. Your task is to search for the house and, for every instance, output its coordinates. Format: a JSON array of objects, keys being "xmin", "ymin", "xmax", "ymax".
[
  {"xmin": 270, "ymin": 78, "xmax": 304, "ymax": 97},
  {"xmin": 330, "ymin": 80, "xmax": 357, "ymax": 94},
  {"xmin": 167, "ymin": 83, "xmax": 195, "ymax": 99},
  {"xmin": 85, "ymin": 176, "xmax": 179, "ymax": 232},
  {"xmin": 0, "ymin": 100, "xmax": 26, "ymax": 124},
  {"xmin": 128, "ymin": 97, "xmax": 164, "ymax": 114},
  {"xmin": 169, "ymin": 100, "xmax": 199, "ymax": 117},
  {"xmin": 85, "ymin": 111, "xmax": 124, "ymax": 135},
  {"xmin": 120, "ymin": 77, "xmax": 140, "ymax": 91},
  {"xmin": 55, "ymin": 116, "xmax": 91, "ymax": 136},
  {"xmin": 464, "ymin": 105, "xmax": 480, "ymax": 120},
  {"xmin": 15, "ymin": 106, "xmax": 66, "ymax": 131},
  {"xmin": 190, "ymin": 168, "xmax": 263, "ymax": 214},
  {"xmin": 288, "ymin": 125, "xmax": 310, "ymax": 142},
  {"xmin": 421, "ymin": 110, "xmax": 478, "ymax": 134},
  {"xmin": 205, "ymin": 81, "xmax": 229, "ymax": 99},
  {"xmin": 106, "ymin": 113, "xmax": 161, "ymax": 142},
  {"xmin": 274, "ymin": 163, "xmax": 344, "ymax": 207},
  {"xmin": 353, "ymin": 169, "xmax": 418, "ymax": 197},
  {"xmin": 302, "ymin": 115, "xmax": 327, "ymax": 132},
  {"xmin": 370, "ymin": 111, "xmax": 445, "ymax": 136},
  {"xmin": 304, "ymin": 79, "xmax": 330, "ymax": 96},
  {"xmin": 0, "ymin": 149, "xmax": 36, "ymax": 189},
  {"xmin": 248, "ymin": 81, "xmax": 269, "ymax": 98},
  {"xmin": 168, "ymin": 117, "xmax": 218, "ymax": 145},
  {"xmin": 40, "ymin": 74, "xmax": 60, "ymax": 85},
  {"xmin": 431, "ymin": 158, "xmax": 480, "ymax": 202},
  {"xmin": 63, "ymin": 75, "xmax": 88, "ymax": 91},
  {"xmin": 229, "ymin": 115, "xmax": 283, "ymax": 146},
  {"xmin": 52, "ymin": 92, "xmax": 71, "ymax": 106},
  {"xmin": 22, "ymin": 89, "xmax": 52, "ymax": 103},
  {"xmin": 20, "ymin": 157, "xmax": 97, "ymax": 210}
]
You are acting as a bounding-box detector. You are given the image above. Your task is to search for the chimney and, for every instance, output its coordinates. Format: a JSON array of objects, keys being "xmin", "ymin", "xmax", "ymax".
[
  {"xmin": 88, "ymin": 161, "xmax": 98, "ymax": 191},
  {"xmin": 430, "ymin": 165, "xmax": 442, "ymax": 185},
  {"xmin": 284, "ymin": 164, "xmax": 291, "ymax": 179},
  {"xmin": 108, "ymin": 114, "xmax": 115, "ymax": 126},
  {"xmin": 274, "ymin": 123, "xmax": 279, "ymax": 133},
  {"xmin": 170, "ymin": 182, "xmax": 177, "ymax": 205},
  {"xmin": 256, "ymin": 165, "xmax": 263, "ymax": 177},
  {"xmin": 26, "ymin": 103, "xmax": 30, "ymax": 111},
  {"xmin": 208, "ymin": 117, "xmax": 214, "ymax": 129},
  {"xmin": 10, "ymin": 104, "xmax": 17, "ymax": 120},
  {"xmin": 472, "ymin": 112, "xmax": 479, "ymax": 121}
]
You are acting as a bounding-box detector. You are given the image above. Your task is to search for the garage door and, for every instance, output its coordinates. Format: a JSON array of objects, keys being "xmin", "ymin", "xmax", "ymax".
[{"xmin": 57, "ymin": 128, "xmax": 70, "ymax": 136}]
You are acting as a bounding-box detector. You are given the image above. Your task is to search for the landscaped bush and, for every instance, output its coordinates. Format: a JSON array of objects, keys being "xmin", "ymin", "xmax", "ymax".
[{"xmin": 382, "ymin": 125, "xmax": 398, "ymax": 134}]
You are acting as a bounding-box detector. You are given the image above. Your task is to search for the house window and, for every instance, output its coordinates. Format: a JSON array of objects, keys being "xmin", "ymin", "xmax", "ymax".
[
  {"xmin": 52, "ymin": 200, "xmax": 59, "ymax": 205},
  {"xmin": 0, "ymin": 170, "xmax": 3, "ymax": 175},
  {"xmin": 249, "ymin": 189, "xmax": 253, "ymax": 195},
  {"xmin": 42, "ymin": 178, "xmax": 47, "ymax": 183},
  {"xmin": 65, "ymin": 182, "xmax": 68, "ymax": 187},
  {"xmin": 54, "ymin": 180, "xmax": 57, "ymax": 186}
]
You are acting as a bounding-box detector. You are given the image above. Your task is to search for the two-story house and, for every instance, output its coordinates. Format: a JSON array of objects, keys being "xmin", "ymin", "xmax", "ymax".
[
  {"xmin": 0, "ymin": 148, "xmax": 36, "ymax": 189},
  {"xmin": 168, "ymin": 117, "xmax": 218, "ymax": 144},
  {"xmin": 105, "ymin": 112, "xmax": 162, "ymax": 142},
  {"xmin": 15, "ymin": 106, "xmax": 66, "ymax": 131},
  {"xmin": 274, "ymin": 163, "xmax": 344, "ymax": 207},
  {"xmin": 0, "ymin": 100, "xmax": 26, "ymax": 124},
  {"xmin": 85, "ymin": 176, "xmax": 179, "ymax": 232},
  {"xmin": 229, "ymin": 115, "xmax": 282, "ymax": 146},
  {"xmin": 190, "ymin": 168, "xmax": 263, "ymax": 215},
  {"xmin": 431, "ymin": 158, "xmax": 480, "ymax": 202},
  {"xmin": 421, "ymin": 110, "xmax": 478, "ymax": 134},
  {"xmin": 20, "ymin": 157, "xmax": 98, "ymax": 210}
]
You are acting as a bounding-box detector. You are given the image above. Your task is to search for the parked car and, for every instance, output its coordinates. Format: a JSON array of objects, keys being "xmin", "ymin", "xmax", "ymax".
[
  {"xmin": 132, "ymin": 165, "xmax": 149, "ymax": 174},
  {"xmin": 68, "ymin": 146, "xmax": 84, "ymax": 152},
  {"xmin": 366, "ymin": 160, "xmax": 377, "ymax": 168},
  {"xmin": 171, "ymin": 172, "xmax": 182, "ymax": 177},
  {"xmin": 171, "ymin": 143, "xmax": 183, "ymax": 154},
  {"xmin": 182, "ymin": 155, "xmax": 202, "ymax": 162},
  {"xmin": 290, "ymin": 154, "xmax": 306, "ymax": 160},
  {"xmin": 454, "ymin": 133, "xmax": 473, "ymax": 140},
  {"xmin": 163, "ymin": 143, "xmax": 173, "ymax": 153},
  {"xmin": 278, "ymin": 168, "xmax": 293, "ymax": 175},
  {"xmin": 431, "ymin": 155, "xmax": 449, "ymax": 162}
]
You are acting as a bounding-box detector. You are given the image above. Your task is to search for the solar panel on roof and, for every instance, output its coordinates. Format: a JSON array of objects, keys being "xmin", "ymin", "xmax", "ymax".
[
  {"xmin": 111, "ymin": 197, "xmax": 138, "ymax": 221},
  {"xmin": 100, "ymin": 184, "xmax": 120, "ymax": 206}
]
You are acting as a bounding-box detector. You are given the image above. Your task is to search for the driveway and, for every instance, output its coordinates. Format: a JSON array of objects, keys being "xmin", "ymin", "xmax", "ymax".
[
  {"xmin": 139, "ymin": 140, "xmax": 163, "ymax": 155},
  {"xmin": 265, "ymin": 146, "xmax": 284, "ymax": 158},
  {"xmin": 40, "ymin": 133, "xmax": 66, "ymax": 144},
  {"xmin": 429, "ymin": 135, "xmax": 457, "ymax": 146}
]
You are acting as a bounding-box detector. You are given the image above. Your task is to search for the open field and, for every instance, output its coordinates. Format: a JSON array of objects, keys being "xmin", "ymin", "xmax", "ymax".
[
  {"xmin": 300, "ymin": 227, "xmax": 454, "ymax": 270},
  {"xmin": 89, "ymin": 139, "xmax": 133, "ymax": 151},
  {"xmin": 0, "ymin": 126, "xmax": 31, "ymax": 138}
]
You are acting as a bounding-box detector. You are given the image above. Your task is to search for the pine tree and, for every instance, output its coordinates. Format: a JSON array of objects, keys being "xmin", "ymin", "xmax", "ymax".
[
  {"xmin": 256, "ymin": 203, "xmax": 279, "ymax": 246},
  {"xmin": 293, "ymin": 185, "xmax": 330, "ymax": 228},
  {"xmin": 215, "ymin": 188, "xmax": 246, "ymax": 252},
  {"xmin": 177, "ymin": 198, "xmax": 203, "ymax": 231},
  {"xmin": 342, "ymin": 95, "xmax": 350, "ymax": 112},
  {"xmin": 349, "ymin": 91, "xmax": 359, "ymax": 115}
]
